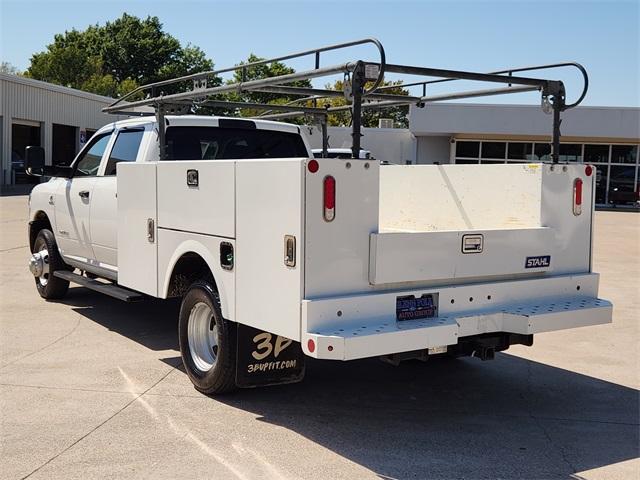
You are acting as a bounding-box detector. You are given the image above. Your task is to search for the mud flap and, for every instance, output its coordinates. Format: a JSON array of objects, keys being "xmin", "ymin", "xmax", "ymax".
[{"xmin": 235, "ymin": 324, "xmax": 306, "ymax": 388}]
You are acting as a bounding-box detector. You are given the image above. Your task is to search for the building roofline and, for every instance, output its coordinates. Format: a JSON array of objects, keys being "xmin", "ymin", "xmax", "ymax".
[
  {"xmin": 414, "ymin": 101, "xmax": 640, "ymax": 112},
  {"xmin": 0, "ymin": 72, "xmax": 117, "ymax": 103}
]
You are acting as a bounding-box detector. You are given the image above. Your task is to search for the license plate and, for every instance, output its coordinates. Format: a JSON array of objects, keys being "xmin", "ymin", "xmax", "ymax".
[{"xmin": 396, "ymin": 294, "xmax": 438, "ymax": 321}]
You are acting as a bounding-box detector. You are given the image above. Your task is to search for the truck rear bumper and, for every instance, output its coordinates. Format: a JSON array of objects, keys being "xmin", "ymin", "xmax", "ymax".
[{"xmin": 301, "ymin": 273, "xmax": 612, "ymax": 360}]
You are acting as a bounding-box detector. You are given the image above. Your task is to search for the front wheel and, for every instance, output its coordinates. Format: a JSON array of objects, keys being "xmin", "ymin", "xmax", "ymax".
[
  {"xmin": 30, "ymin": 229, "xmax": 70, "ymax": 300},
  {"xmin": 178, "ymin": 281, "xmax": 237, "ymax": 394}
]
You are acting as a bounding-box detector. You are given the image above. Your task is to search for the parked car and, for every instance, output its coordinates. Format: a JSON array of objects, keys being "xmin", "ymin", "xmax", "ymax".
[{"xmin": 312, "ymin": 148, "xmax": 372, "ymax": 159}]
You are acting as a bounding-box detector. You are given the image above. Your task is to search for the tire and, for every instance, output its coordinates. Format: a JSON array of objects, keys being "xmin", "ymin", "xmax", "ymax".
[
  {"xmin": 32, "ymin": 229, "xmax": 70, "ymax": 300},
  {"xmin": 178, "ymin": 281, "xmax": 237, "ymax": 394}
]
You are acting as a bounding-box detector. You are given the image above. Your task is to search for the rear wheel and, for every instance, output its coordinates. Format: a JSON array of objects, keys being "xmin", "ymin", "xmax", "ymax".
[
  {"xmin": 30, "ymin": 229, "xmax": 70, "ymax": 300},
  {"xmin": 178, "ymin": 281, "xmax": 237, "ymax": 394}
]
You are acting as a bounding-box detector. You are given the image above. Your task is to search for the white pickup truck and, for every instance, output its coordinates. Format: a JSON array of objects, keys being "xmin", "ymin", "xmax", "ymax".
[{"xmin": 25, "ymin": 114, "xmax": 612, "ymax": 394}]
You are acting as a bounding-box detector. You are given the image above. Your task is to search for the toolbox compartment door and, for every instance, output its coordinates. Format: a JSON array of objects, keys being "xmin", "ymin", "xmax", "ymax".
[
  {"xmin": 117, "ymin": 162, "xmax": 158, "ymax": 295},
  {"xmin": 235, "ymin": 158, "xmax": 305, "ymax": 341},
  {"xmin": 369, "ymin": 227, "xmax": 555, "ymax": 285}
]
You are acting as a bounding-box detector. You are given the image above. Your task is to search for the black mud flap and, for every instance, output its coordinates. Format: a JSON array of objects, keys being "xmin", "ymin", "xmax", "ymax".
[{"xmin": 235, "ymin": 324, "xmax": 305, "ymax": 388}]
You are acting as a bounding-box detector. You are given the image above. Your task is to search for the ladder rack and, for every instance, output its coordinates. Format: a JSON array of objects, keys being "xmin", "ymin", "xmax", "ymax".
[{"xmin": 103, "ymin": 38, "xmax": 588, "ymax": 162}]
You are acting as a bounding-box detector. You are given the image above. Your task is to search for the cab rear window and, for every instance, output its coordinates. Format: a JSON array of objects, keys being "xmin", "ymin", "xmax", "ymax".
[{"xmin": 164, "ymin": 126, "xmax": 308, "ymax": 160}]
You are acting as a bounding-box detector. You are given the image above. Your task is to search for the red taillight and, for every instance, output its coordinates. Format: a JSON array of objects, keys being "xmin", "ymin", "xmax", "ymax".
[
  {"xmin": 323, "ymin": 175, "xmax": 336, "ymax": 222},
  {"xmin": 307, "ymin": 339, "xmax": 315, "ymax": 353},
  {"xmin": 585, "ymin": 165, "xmax": 593, "ymax": 176},
  {"xmin": 573, "ymin": 178, "xmax": 583, "ymax": 216},
  {"xmin": 308, "ymin": 159, "xmax": 319, "ymax": 173}
]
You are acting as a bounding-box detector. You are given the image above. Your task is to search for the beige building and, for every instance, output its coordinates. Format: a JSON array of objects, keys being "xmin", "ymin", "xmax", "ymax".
[{"xmin": 0, "ymin": 73, "xmax": 124, "ymax": 189}]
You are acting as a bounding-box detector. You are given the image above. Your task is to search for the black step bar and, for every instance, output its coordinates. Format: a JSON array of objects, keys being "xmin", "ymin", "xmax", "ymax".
[{"xmin": 53, "ymin": 271, "xmax": 144, "ymax": 302}]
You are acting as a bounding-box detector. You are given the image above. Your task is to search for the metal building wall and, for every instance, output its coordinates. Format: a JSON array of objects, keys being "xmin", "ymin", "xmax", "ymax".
[
  {"xmin": 0, "ymin": 73, "xmax": 126, "ymax": 185},
  {"xmin": 305, "ymin": 126, "xmax": 417, "ymax": 164}
]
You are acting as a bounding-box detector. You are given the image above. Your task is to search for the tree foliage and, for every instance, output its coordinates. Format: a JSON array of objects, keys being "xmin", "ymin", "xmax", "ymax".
[
  {"xmin": 229, "ymin": 54, "xmax": 312, "ymax": 104},
  {"xmin": 217, "ymin": 54, "xmax": 313, "ymax": 119},
  {"xmin": 26, "ymin": 14, "xmax": 216, "ymax": 98},
  {"xmin": 309, "ymin": 79, "xmax": 410, "ymax": 128}
]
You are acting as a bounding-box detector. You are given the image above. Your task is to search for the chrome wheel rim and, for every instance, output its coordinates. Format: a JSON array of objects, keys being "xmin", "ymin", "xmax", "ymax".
[
  {"xmin": 33, "ymin": 239, "xmax": 50, "ymax": 287},
  {"xmin": 187, "ymin": 302, "xmax": 218, "ymax": 372}
]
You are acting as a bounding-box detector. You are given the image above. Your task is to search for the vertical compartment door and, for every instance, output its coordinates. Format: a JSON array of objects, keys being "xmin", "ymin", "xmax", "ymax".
[
  {"xmin": 117, "ymin": 162, "xmax": 158, "ymax": 295},
  {"xmin": 236, "ymin": 159, "xmax": 304, "ymax": 341}
]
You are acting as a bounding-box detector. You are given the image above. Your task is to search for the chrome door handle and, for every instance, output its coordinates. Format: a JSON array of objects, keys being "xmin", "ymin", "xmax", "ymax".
[{"xmin": 78, "ymin": 190, "xmax": 90, "ymax": 199}]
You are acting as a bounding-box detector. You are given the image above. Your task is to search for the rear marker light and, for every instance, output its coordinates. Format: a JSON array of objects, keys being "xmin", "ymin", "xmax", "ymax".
[
  {"xmin": 573, "ymin": 178, "xmax": 583, "ymax": 216},
  {"xmin": 323, "ymin": 175, "xmax": 336, "ymax": 222},
  {"xmin": 308, "ymin": 159, "xmax": 319, "ymax": 173},
  {"xmin": 307, "ymin": 339, "xmax": 315, "ymax": 353},
  {"xmin": 585, "ymin": 165, "xmax": 593, "ymax": 177}
]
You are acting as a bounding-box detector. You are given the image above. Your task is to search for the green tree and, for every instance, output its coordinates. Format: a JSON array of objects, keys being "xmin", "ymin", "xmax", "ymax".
[
  {"xmin": 310, "ymin": 79, "xmax": 410, "ymax": 128},
  {"xmin": 26, "ymin": 14, "xmax": 216, "ymax": 97},
  {"xmin": 227, "ymin": 54, "xmax": 312, "ymax": 110}
]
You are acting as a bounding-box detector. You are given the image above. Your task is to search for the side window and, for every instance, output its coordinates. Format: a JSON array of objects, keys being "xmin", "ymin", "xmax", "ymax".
[
  {"xmin": 74, "ymin": 133, "xmax": 112, "ymax": 177},
  {"xmin": 103, "ymin": 129, "xmax": 145, "ymax": 176}
]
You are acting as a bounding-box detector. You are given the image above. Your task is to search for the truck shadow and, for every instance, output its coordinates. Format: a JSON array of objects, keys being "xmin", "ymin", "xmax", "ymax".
[
  {"xmin": 62, "ymin": 288, "xmax": 639, "ymax": 479},
  {"xmin": 61, "ymin": 287, "xmax": 181, "ymax": 352}
]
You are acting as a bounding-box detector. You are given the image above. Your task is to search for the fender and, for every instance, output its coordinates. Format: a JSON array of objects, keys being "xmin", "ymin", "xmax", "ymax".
[{"xmin": 160, "ymin": 237, "xmax": 235, "ymax": 321}]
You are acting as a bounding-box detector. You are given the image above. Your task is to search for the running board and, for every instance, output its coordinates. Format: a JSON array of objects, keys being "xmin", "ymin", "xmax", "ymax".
[{"xmin": 53, "ymin": 271, "xmax": 144, "ymax": 302}]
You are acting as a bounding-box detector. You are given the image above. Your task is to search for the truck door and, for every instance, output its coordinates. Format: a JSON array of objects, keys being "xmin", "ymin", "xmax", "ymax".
[
  {"xmin": 54, "ymin": 131, "xmax": 113, "ymax": 263},
  {"xmin": 90, "ymin": 127, "xmax": 146, "ymax": 271}
]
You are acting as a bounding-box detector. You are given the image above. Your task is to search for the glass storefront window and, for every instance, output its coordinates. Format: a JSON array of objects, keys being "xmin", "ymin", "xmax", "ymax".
[
  {"xmin": 584, "ymin": 144, "xmax": 609, "ymax": 164},
  {"xmin": 611, "ymin": 145, "xmax": 638, "ymax": 164},
  {"xmin": 534, "ymin": 143, "xmax": 551, "ymax": 161},
  {"xmin": 507, "ymin": 142, "xmax": 533, "ymax": 160},
  {"xmin": 480, "ymin": 142, "xmax": 506, "ymax": 159},
  {"xmin": 456, "ymin": 141, "xmax": 479, "ymax": 158},
  {"xmin": 559, "ymin": 144, "xmax": 582, "ymax": 162},
  {"xmin": 450, "ymin": 141, "xmax": 639, "ymax": 207},
  {"xmin": 608, "ymin": 165, "xmax": 638, "ymax": 205},
  {"xmin": 594, "ymin": 165, "xmax": 608, "ymax": 204}
]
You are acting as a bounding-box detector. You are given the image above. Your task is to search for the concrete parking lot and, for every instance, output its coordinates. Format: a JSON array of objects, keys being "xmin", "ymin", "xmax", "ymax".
[{"xmin": 1, "ymin": 194, "xmax": 638, "ymax": 480}]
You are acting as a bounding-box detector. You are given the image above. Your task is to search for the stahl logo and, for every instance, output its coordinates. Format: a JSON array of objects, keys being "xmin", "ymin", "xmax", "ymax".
[{"xmin": 525, "ymin": 255, "xmax": 551, "ymax": 268}]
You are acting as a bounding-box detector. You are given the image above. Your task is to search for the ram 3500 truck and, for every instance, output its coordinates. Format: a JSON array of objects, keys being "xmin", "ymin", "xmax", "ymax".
[{"xmin": 24, "ymin": 114, "xmax": 612, "ymax": 394}]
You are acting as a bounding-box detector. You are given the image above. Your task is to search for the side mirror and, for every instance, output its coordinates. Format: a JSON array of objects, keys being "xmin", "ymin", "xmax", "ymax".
[
  {"xmin": 25, "ymin": 146, "xmax": 45, "ymax": 176},
  {"xmin": 24, "ymin": 146, "xmax": 73, "ymax": 178}
]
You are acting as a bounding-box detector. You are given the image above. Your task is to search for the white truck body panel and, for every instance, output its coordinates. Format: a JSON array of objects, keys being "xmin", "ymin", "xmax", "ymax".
[
  {"xmin": 117, "ymin": 162, "xmax": 158, "ymax": 296},
  {"xmin": 303, "ymin": 159, "xmax": 379, "ymax": 298},
  {"xmin": 379, "ymin": 164, "xmax": 542, "ymax": 232},
  {"xmin": 236, "ymin": 159, "xmax": 305, "ymax": 340},
  {"xmin": 156, "ymin": 228, "xmax": 236, "ymax": 320},
  {"xmin": 369, "ymin": 227, "xmax": 555, "ymax": 285},
  {"xmin": 157, "ymin": 161, "xmax": 236, "ymax": 239}
]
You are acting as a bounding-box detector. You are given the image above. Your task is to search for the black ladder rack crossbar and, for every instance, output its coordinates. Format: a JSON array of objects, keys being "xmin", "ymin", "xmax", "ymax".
[{"xmin": 102, "ymin": 37, "xmax": 588, "ymax": 162}]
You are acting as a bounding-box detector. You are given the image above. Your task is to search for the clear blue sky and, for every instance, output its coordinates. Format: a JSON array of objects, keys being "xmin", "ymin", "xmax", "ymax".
[{"xmin": 1, "ymin": 0, "xmax": 638, "ymax": 107}]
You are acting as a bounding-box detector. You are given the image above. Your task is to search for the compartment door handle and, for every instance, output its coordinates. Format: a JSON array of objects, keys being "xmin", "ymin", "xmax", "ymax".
[{"xmin": 147, "ymin": 218, "xmax": 155, "ymax": 243}]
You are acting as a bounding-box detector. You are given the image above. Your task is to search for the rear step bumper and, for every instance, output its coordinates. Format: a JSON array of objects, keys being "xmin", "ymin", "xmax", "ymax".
[{"xmin": 301, "ymin": 273, "xmax": 612, "ymax": 360}]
